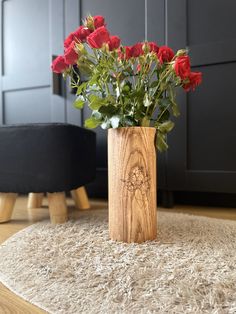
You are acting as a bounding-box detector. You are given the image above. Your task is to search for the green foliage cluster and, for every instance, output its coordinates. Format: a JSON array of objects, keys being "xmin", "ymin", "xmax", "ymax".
[{"xmin": 65, "ymin": 44, "xmax": 185, "ymax": 152}]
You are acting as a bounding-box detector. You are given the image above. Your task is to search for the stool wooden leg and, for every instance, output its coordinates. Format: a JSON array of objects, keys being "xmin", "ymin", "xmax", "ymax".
[
  {"xmin": 0, "ymin": 193, "xmax": 18, "ymax": 223},
  {"xmin": 47, "ymin": 192, "xmax": 68, "ymax": 224},
  {"xmin": 71, "ymin": 186, "xmax": 90, "ymax": 210},
  {"xmin": 27, "ymin": 193, "xmax": 44, "ymax": 209}
]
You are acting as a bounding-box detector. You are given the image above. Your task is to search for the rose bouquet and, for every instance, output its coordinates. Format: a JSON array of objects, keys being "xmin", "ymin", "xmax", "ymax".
[{"xmin": 51, "ymin": 15, "xmax": 202, "ymax": 151}]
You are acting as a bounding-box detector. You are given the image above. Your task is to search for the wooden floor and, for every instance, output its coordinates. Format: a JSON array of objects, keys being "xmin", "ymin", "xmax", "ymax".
[{"xmin": 0, "ymin": 196, "xmax": 236, "ymax": 313}]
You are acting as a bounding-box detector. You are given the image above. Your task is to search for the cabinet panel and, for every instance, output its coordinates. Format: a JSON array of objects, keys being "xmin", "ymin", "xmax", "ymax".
[
  {"xmin": 81, "ymin": 0, "xmax": 145, "ymax": 45},
  {"xmin": 3, "ymin": 0, "xmax": 50, "ymax": 79},
  {"xmin": 0, "ymin": 0, "xmax": 66, "ymax": 125},
  {"xmin": 4, "ymin": 88, "xmax": 51, "ymax": 124},
  {"xmin": 187, "ymin": 63, "xmax": 236, "ymax": 172},
  {"xmin": 166, "ymin": 0, "xmax": 236, "ymax": 194},
  {"xmin": 147, "ymin": 0, "xmax": 165, "ymax": 45},
  {"xmin": 187, "ymin": 0, "xmax": 236, "ymax": 46}
]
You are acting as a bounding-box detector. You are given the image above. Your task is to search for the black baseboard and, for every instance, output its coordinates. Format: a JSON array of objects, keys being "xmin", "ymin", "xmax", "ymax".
[
  {"xmin": 86, "ymin": 168, "xmax": 108, "ymax": 199},
  {"xmin": 172, "ymin": 191, "xmax": 236, "ymax": 208}
]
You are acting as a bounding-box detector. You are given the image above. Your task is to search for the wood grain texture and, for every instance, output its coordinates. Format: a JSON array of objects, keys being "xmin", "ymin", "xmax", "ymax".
[
  {"xmin": 27, "ymin": 193, "xmax": 44, "ymax": 209},
  {"xmin": 47, "ymin": 192, "xmax": 68, "ymax": 224},
  {"xmin": 108, "ymin": 127, "xmax": 157, "ymax": 243},
  {"xmin": 71, "ymin": 187, "xmax": 90, "ymax": 210},
  {"xmin": 0, "ymin": 193, "xmax": 18, "ymax": 223}
]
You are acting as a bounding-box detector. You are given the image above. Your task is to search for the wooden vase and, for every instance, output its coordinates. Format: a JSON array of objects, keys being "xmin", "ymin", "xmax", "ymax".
[{"xmin": 108, "ymin": 127, "xmax": 157, "ymax": 243}]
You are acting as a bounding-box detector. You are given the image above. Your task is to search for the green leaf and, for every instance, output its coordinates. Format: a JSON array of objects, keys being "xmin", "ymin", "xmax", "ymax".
[
  {"xmin": 167, "ymin": 86, "xmax": 180, "ymax": 117},
  {"xmin": 135, "ymin": 110, "xmax": 146, "ymax": 120},
  {"xmin": 157, "ymin": 120, "xmax": 175, "ymax": 133},
  {"xmin": 143, "ymin": 93, "xmax": 151, "ymax": 107},
  {"xmin": 88, "ymin": 94, "xmax": 105, "ymax": 110},
  {"xmin": 77, "ymin": 62, "xmax": 92, "ymax": 76},
  {"xmin": 110, "ymin": 116, "xmax": 120, "ymax": 128},
  {"xmin": 130, "ymin": 88, "xmax": 145, "ymax": 101},
  {"xmin": 73, "ymin": 95, "xmax": 85, "ymax": 109},
  {"xmin": 157, "ymin": 108, "xmax": 170, "ymax": 122},
  {"xmin": 123, "ymin": 115, "xmax": 137, "ymax": 126},
  {"xmin": 84, "ymin": 117, "xmax": 101, "ymax": 129},
  {"xmin": 106, "ymin": 95, "xmax": 116, "ymax": 104},
  {"xmin": 101, "ymin": 119, "xmax": 111, "ymax": 129},
  {"xmin": 91, "ymin": 110, "xmax": 102, "ymax": 120},
  {"xmin": 99, "ymin": 104, "xmax": 119, "ymax": 117},
  {"xmin": 156, "ymin": 132, "xmax": 168, "ymax": 152},
  {"xmin": 122, "ymin": 81, "xmax": 132, "ymax": 94},
  {"xmin": 88, "ymin": 75, "xmax": 100, "ymax": 86},
  {"xmin": 76, "ymin": 82, "xmax": 87, "ymax": 95},
  {"xmin": 170, "ymin": 100, "xmax": 180, "ymax": 117},
  {"xmin": 150, "ymin": 81, "xmax": 159, "ymax": 88}
]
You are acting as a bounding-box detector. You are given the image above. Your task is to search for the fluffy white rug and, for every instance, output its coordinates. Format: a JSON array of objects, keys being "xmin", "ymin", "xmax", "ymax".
[{"xmin": 0, "ymin": 209, "xmax": 236, "ymax": 314}]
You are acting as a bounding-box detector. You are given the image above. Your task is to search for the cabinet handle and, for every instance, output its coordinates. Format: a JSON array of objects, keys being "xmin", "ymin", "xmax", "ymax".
[{"xmin": 52, "ymin": 55, "xmax": 62, "ymax": 96}]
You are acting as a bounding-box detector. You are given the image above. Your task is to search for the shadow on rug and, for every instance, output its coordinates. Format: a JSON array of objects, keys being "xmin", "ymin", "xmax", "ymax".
[{"xmin": 0, "ymin": 209, "xmax": 236, "ymax": 314}]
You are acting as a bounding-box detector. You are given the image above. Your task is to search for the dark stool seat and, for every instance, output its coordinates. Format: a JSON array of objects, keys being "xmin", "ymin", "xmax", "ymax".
[{"xmin": 0, "ymin": 123, "xmax": 96, "ymax": 223}]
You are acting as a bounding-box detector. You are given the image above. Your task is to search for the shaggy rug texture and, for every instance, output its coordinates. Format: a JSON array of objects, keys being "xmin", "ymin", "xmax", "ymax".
[{"xmin": 0, "ymin": 210, "xmax": 236, "ymax": 314}]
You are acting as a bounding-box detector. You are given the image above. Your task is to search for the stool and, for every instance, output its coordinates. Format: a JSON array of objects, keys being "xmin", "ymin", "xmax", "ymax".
[{"xmin": 0, "ymin": 123, "xmax": 96, "ymax": 224}]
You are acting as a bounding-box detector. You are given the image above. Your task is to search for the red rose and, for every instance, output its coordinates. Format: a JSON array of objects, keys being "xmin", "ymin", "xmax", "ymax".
[
  {"xmin": 64, "ymin": 41, "xmax": 78, "ymax": 65},
  {"xmin": 183, "ymin": 72, "xmax": 202, "ymax": 91},
  {"xmin": 130, "ymin": 42, "xmax": 144, "ymax": 57},
  {"xmin": 157, "ymin": 46, "xmax": 174, "ymax": 64},
  {"xmin": 148, "ymin": 42, "xmax": 159, "ymax": 53},
  {"xmin": 64, "ymin": 27, "xmax": 91, "ymax": 49},
  {"xmin": 51, "ymin": 56, "xmax": 68, "ymax": 73},
  {"xmin": 64, "ymin": 32, "xmax": 75, "ymax": 49},
  {"xmin": 108, "ymin": 36, "xmax": 121, "ymax": 50},
  {"xmin": 93, "ymin": 15, "xmax": 105, "ymax": 29},
  {"xmin": 87, "ymin": 26, "xmax": 110, "ymax": 49},
  {"xmin": 74, "ymin": 26, "xmax": 91, "ymax": 42},
  {"xmin": 124, "ymin": 46, "xmax": 132, "ymax": 59},
  {"xmin": 118, "ymin": 46, "xmax": 132, "ymax": 60},
  {"xmin": 174, "ymin": 55, "xmax": 191, "ymax": 79}
]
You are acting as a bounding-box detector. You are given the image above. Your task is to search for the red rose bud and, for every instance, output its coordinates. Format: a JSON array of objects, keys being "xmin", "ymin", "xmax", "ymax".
[
  {"xmin": 64, "ymin": 41, "xmax": 78, "ymax": 65},
  {"xmin": 64, "ymin": 27, "xmax": 91, "ymax": 49},
  {"xmin": 183, "ymin": 72, "xmax": 202, "ymax": 92},
  {"xmin": 125, "ymin": 46, "xmax": 132, "ymax": 59},
  {"xmin": 64, "ymin": 32, "xmax": 75, "ymax": 49},
  {"xmin": 130, "ymin": 42, "xmax": 144, "ymax": 57},
  {"xmin": 174, "ymin": 55, "xmax": 191, "ymax": 79},
  {"xmin": 157, "ymin": 46, "xmax": 174, "ymax": 64},
  {"xmin": 74, "ymin": 26, "xmax": 91, "ymax": 42},
  {"xmin": 87, "ymin": 26, "xmax": 110, "ymax": 49},
  {"xmin": 118, "ymin": 46, "xmax": 132, "ymax": 60},
  {"xmin": 108, "ymin": 36, "xmax": 121, "ymax": 50},
  {"xmin": 93, "ymin": 15, "xmax": 105, "ymax": 29},
  {"xmin": 136, "ymin": 64, "xmax": 141, "ymax": 72},
  {"xmin": 148, "ymin": 42, "xmax": 159, "ymax": 53},
  {"xmin": 51, "ymin": 56, "xmax": 68, "ymax": 73}
]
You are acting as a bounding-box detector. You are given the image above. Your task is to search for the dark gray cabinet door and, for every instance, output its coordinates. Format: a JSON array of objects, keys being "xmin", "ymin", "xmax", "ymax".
[
  {"xmin": 0, "ymin": 0, "xmax": 66, "ymax": 125},
  {"xmin": 166, "ymin": 0, "xmax": 236, "ymax": 193}
]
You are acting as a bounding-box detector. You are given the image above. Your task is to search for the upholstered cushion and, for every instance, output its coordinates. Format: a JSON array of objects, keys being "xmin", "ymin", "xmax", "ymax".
[{"xmin": 0, "ymin": 123, "xmax": 96, "ymax": 193}]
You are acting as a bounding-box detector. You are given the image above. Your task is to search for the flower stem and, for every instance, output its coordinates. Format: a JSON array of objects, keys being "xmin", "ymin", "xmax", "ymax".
[{"xmin": 141, "ymin": 117, "xmax": 150, "ymax": 127}]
